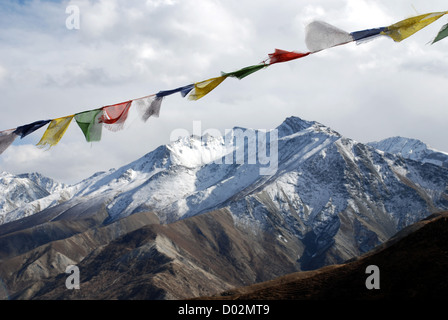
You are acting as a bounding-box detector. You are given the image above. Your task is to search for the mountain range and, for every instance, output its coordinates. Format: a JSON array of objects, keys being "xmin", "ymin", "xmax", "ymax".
[
  {"xmin": 0, "ymin": 116, "xmax": 447, "ymax": 299},
  {"xmin": 201, "ymin": 210, "xmax": 448, "ymax": 300}
]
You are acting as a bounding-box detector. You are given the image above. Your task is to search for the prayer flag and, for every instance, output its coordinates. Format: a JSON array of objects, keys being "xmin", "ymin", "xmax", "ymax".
[
  {"xmin": 432, "ymin": 23, "xmax": 448, "ymax": 44},
  {"xmin": 36, "ymin": 115, "xmax": 74, "ymax": 149},
  {"xmin": 268, "ymin": 49, "xmax": 311, "ymax": 64},
  {"xmin": 155, "ymin": 84, "xmax": 194, "ymax": 98},
  {"xmin": 134, "ymin": 84, "xmax": 195, "ymax": 121},
  {"xmin": 13, "ymin": 120, "xmax": 52, "ymax": 139},
  {"xmin": 75, "ymin": 109, "xmax": 103, "ymax": 142},
  {"xmin": 382, "ymin": 11, "xmax": 448, "ymax": 42},
  {"xmin": 305, "ymin": 20, "xmax": 354, "ymax": 52},
  {"xmin": 0, "ymin": 129, "xmax": 18, "ymax": 155},
  {"xmin": 99, "ymin": 100, "xmax": 132, "ymax": 131},
  {"xmin": 188, "ymin": 76, "xmax": 227, "ymax": 100},
  {"xmin": 133, "ymin": 95, "xmax": 162, "ymax": 122},
  {"xmin": 350, "ymin": 27, "xmax": 387, "ymax": 43},
  {"xmin": 221, "ymin": 64, "xmax": 267, "ymax": 80}
]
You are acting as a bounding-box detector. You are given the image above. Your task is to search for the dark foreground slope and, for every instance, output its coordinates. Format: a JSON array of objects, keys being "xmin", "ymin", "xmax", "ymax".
[{"xmin": 201, "ymin": 211, "xmax": 448, "ymax": 300}]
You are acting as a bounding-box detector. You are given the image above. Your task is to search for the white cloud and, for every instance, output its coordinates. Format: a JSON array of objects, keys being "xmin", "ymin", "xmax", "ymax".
[
  {"xmin": 76, "ymin": 0, "xmax": 119, "ymax": 38},
  {"xmin": 1, "ymin": 0, "xmax": 448, "ymax": 183},
  {"xmin": 0, "ymin": 65, "xmax": 7, "ymax": 84},
  {"xmin": 344, "ymin": 0, "xmax": 392, "ymax": 27}
]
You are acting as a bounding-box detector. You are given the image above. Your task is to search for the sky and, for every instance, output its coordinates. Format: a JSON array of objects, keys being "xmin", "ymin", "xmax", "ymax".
[{"xmin": 1, "ymin": 0, "xmax": 448, "ymax": 184}]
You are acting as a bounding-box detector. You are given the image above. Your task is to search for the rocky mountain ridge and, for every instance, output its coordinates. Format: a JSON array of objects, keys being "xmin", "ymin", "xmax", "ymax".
[
  {"xmin": 201, "ymin": 211, "xmax": 448, "ymax": 300},
  {"xmin": 1, "ymin": 116, "xmax": 447, "ymax": 299},
  {"xmin": 0, "ymin": 172, "xmax": 68, "ymax": 225},
  {"xmin": 368, "ymin": 136, "xmax": 448, "ymax": 168}
]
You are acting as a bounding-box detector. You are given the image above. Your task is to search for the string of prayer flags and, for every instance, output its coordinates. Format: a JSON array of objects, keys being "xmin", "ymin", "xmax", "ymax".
[
  {"xmin": 188, "ymin": 76, "xmax": 227, "ymax": 101},
  {"xmin": 305, "ymin": 11, "xmax": 448, "ymax": 52},
  {"xmin": 36, "ymin": 115, "xmax": 74, "ymax": 149},
  {"xmin": 0, "ymin": 129, "xmax": 18, "ymax": 155},
  {"xmin": 381, "ymin": 11, "xmax": 448, "ymax": 42},
  {"xmin": 13, "ymin": 119, "xmax": 52, "ymax": 139},
  {"xmin": 75, "ymin": 109, "xmax": 103, "ymax": 142},
  {"xmin": 432, "ymin": 22, "xmax": 448, "ymax": 44},
  {"xmin": 221, "ymin": 64, "xmax": 267, "ymax": 80},
  {"xmin": 99, "ymin": 100, "xmax": 132, "ymax": 131},
  {"xmin": 2, "ymin": 9, "xmax": 448, "ymax": 156},
  {"xmin": 267, "ymin": 49, "xmax": 311, "ymax": 65}
]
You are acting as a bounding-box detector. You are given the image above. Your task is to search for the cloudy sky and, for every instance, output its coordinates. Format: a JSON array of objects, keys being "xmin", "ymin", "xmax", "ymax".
[{"xmin": 1, "ymin": 0, "xmax": 448, "ymax": 184}]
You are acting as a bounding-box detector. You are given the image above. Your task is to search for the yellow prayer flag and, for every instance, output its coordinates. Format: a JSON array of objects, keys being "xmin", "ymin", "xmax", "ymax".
[
  {"xmin": 36, "ymin": 115, "xmax": 74, "ymax": 149},
  {"xmin": 382, "ymin": 11, "xmax": 448, "ymax": 42},
  {"xmin": 188, "ymin": 76, "xmax": 227, "ymax": 101}
]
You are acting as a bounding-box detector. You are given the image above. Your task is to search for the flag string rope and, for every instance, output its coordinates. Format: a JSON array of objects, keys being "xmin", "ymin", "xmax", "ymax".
[{"xmin": 1, "ymin": 10, "xmax": 448, "ymax": 154}]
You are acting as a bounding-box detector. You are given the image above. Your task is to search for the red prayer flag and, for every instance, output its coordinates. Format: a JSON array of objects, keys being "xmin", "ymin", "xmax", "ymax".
[
  {"xmin": 99, "ymin": 100, "xmax": 132, "ymax": 131},
  {"xmin": 268, "ymin": 49, "xmax": 311, "ymax": 65}
]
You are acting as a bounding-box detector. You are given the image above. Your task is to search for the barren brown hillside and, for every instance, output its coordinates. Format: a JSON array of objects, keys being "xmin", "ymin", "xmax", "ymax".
[{"xmin": 200, "ymin": 211, "xmax": 448, "ymax": 300}]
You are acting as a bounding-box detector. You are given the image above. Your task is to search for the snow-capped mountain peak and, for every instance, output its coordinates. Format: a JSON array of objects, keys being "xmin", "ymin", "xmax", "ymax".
[
  {"xmin": 1, "ymin": 116, "xmax": 448, "ymax": 258},
  {"xmin": 368, "ymin": 136, "xmax": 448, "ymax": 168},
  {"xmin": 2, "ymin": 115, "xmax": 448, "ymax": 300},
  {"xmin": 0, "ymin": 171, "xmax": 69, "ymax": 224},
  {"xmin": 168, "ymin": 134, "xmax": 229, "ymax": 169},
  {"xmin": 277, "ymin": 116, "xmax": 340, "ymax": 138}
]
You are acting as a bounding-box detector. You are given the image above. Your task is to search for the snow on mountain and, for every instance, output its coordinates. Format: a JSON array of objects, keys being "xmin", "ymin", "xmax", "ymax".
[
  {"xmin": 0, "ymin": 172, "xmax": 70, "ymax": 224},
  {"xmin": 89, "ymin": 116, "xmax": 342, "ymax": 223},
  {"xmin": 368, "ymin": 136, "xmax": 448, "ymax": 168},
  {"xmin": 3, "ymin": 116, "xmax": 448, "ymax": 300},
  {"xmin": 1, "ymin": 116, "xmax": 448, "ymax": 272}
]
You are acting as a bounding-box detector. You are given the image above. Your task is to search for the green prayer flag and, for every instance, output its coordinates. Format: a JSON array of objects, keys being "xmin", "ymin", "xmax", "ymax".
[
  {"xmin": 75, "ymin": 109, "xmax": 103, "ymax": 142},
  {"xmin": 222, "ymin": 64, "xmax": 267, "ymax": 80},
  {"xmin": 433, "ymin": 23, "xmax": 448, "ymax": 44}
]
